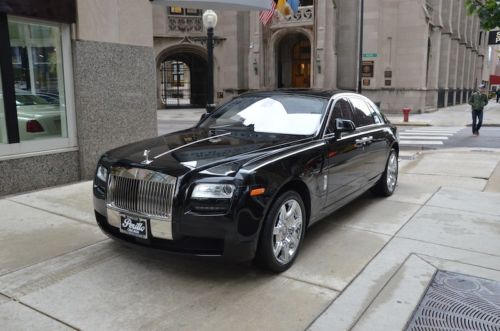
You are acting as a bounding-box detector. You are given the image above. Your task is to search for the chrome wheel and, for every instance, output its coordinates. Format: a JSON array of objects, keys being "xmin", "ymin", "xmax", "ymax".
[
  {"xmin": 386, "ymin": 152, "xmax": 398, "ymax": 193},
  {"xmin": 272, "ymin": 199, "xmax": 303, "ymax": 265}
]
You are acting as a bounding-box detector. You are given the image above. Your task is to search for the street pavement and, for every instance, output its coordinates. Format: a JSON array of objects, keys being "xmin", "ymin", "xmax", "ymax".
[{"xmin": 1, "ymin": 102, "xmax": 500, "ymax": 330}]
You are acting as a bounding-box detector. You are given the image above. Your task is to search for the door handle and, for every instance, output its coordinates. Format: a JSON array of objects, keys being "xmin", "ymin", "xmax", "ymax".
[
  {"xmin": 355, "ymin": 139, "xmax": 365, "ymax": 147},
  {"xmin": 355, "ymin": 136, "xmax": 373, "ymax": 147}
]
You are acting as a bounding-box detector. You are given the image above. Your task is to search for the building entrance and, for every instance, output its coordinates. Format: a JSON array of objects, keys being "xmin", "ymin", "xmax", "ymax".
[
  {"xmin": 158, "ymin": 51, "xmax": 207, "ymax": 108},
  {"xmin": 160, "ymin": 60, "xmax": 191, "ymax": 107},
  {"xmin": 277, "ymin": 33, "xmax": 311, "ymax": 88}
]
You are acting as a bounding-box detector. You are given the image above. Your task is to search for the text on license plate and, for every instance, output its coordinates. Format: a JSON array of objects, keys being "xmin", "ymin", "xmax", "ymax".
[{"xmin": 120, "ymin": 215, "xmax": 148, "ymax": 239}]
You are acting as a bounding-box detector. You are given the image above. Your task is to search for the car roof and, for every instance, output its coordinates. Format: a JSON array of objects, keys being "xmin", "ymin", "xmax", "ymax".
[{"xmin": 238, "ymin": 88, "xmax": 355, "ymax": 99}]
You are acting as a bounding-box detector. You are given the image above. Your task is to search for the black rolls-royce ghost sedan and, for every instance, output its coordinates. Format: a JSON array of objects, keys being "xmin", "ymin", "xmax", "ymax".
[{"xmin": 93, "ymin": 89, "xmax": 399, "ymax": 272}]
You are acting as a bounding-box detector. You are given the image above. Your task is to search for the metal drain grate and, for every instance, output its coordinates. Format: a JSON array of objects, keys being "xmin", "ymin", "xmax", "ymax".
[{"xmin": 406, "ymin": 271, "xmax": 500, "ymax": 330}]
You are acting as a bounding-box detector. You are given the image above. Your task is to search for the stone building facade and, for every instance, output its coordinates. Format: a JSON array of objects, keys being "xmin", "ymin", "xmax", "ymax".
[
  {"xmin": 360, "ymin": 0, "xmax": 487, "ymax": 113},
  {"xmin": 0, "ymin": 0, "xmax": 157, "ymax": 196},
  {"xmin": 153, "ymin": 0, "xmax": 488, "ymax": 114}
]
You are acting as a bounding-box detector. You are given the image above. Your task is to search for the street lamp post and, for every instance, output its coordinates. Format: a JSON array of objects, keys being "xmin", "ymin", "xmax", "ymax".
[
  {"xmin": 202, "ymin": 10, "xmax": 218, "ymax": 113},
  {"xmin": 357, "ymin": 0, "xmax": 364, "ymax": 94}
]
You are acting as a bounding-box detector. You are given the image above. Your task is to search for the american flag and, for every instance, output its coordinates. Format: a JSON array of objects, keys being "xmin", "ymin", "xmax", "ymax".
[{"xmin": 259, "ymin": 0, "xmax": 276, "ymax": 26}]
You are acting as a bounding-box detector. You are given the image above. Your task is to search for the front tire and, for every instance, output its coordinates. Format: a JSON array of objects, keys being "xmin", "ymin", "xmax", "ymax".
[
  {"xmin": 255, "ymin": 191, "xmax": 306, "ymax": 273},
  {"xmin": 372, "ymin": 148, "xmax": 398, "ymax": 197}
]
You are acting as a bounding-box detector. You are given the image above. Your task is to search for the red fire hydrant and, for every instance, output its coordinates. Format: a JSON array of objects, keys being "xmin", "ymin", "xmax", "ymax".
[{"xmin": 402, "ymin": 107, "xmax": 411, "ymax": 122}]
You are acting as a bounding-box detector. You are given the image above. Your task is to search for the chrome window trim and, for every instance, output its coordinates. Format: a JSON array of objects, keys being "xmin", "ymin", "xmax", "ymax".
[
  {"xmin": 314, "ymin": 97, "xmax": 335, "ymax": 137},
  {"xmin": 348, "ymin": 95, "xmax": 378, "ymax": 127},
  {"xmin": 335, "ymin": 127, "xmax": 388, "ymax": 142},
  {"xmin": 322, "ymin": 93, "xmax": 388, "ymax": 140},
  {"xmin": 321, "ymin": 96, "xmax": 354, "ymax": 139}
]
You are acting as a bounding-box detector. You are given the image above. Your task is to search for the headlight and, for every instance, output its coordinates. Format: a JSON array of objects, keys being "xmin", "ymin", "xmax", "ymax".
[
  {"xmin": 192, "ymin": 183, "xmax": 235, "ymax": 199},
  {"xmin": 96, "ymin": 165, "xmax": 108, "ymax": 182}
]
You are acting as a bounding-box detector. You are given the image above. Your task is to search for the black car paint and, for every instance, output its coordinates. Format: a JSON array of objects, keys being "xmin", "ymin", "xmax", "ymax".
[{"xmin": 93, "ymin": 90, "xmax": 398, "ymax": 261}]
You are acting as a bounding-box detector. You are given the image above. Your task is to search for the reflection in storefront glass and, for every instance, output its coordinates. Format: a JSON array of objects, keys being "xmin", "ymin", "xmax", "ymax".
[
  {"xmin": 0, "ymin": 67, "xmax": 6, "ymax": 144},
  {"xmin": 8, "ymin": 19, "xmax": 67, "ymax": 142}
]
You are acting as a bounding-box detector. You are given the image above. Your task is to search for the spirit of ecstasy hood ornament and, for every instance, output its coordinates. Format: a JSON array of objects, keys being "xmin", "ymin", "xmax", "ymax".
[{"xmin": 141, "ymin": 149, "xmax": 153, "ymax": 165}]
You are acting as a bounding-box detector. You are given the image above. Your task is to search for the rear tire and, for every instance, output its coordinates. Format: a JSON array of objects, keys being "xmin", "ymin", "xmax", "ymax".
[
  {"xmin": 372, "ymin": 148, "xmax": 398, "ymax": 197},
  {"xmin": 255, "ymin": 191, "xmax": 306, "ymax": 273}
]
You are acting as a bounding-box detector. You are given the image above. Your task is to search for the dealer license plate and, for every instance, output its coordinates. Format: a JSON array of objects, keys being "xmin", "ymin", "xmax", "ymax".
[{"xmin": 120, "ymin": 215, "xmax": 148, "ymax": 239}]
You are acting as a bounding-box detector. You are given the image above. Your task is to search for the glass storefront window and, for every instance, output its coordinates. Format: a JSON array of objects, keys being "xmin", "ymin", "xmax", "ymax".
[{"xmin": 8, "ymin": 19, "xmax": 67, "ymax": 142}]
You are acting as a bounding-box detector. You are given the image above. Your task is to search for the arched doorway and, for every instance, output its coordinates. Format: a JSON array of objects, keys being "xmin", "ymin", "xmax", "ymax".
[
  {"xmin": 277, "ymin": 33, "xmax": 311, "ymax": 88},
  {"xmin": 157, "ymin": 50, "xmax": 208, "ymax": 108},
  {"xmin": 160, "ymin": 60, "xmax": 191, "ymax": 107}
]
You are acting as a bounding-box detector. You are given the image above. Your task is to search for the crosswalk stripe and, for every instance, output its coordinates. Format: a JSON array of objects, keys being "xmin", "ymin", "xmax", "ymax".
[
  {"xmin": 400, "ymin": 132, "xmax": 453, "ymax": 136},
  {"xmin": 400, "ymin": 140, "xmax": 444, "ymax": 145},
  {"xmin": 405, "ymin": 130, "xmax": 458, "ymax": 134},
  {"xmin": 399, "ymin": 136, "xmax": 449, "ymax": 140},
  {"xmin": 399, "ymin": 127, "xmax": 463, "ymax": 147}
]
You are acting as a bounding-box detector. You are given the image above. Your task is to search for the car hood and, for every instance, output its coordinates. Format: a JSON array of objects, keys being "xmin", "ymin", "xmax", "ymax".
[{"xmin": 104, "ymin": 127, "xmax": 312, "ymax": 177}]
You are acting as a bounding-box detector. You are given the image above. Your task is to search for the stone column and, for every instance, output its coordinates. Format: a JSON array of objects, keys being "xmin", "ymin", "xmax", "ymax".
[
  {"xmin": 438, "ymin": 0, "xmax": 452, "ymax": 107},
  {"xmin": 456, "ymin": 0, "xmax": 467, "ymax": 103},
  {"xmin": 456, "ymin": 44, "xmax": 466, "ymax": 104},
  {"xmin": 426, "ymin": 25, "xmax": 442, "ymax": 110},
  {"xmin": 336, "ymin": 0, "xmax": 360, "ymax": 90},
  {"xmin": 464, "ymin": 48, "xmax": 472, "ymax": 101},
  {"xmin": 438, "ymin": 32, "xmax": 451, "ymax": 106},
  {"xmin": 248, "ymin": 11, "xmax": 261, "ymax": 90},
  {"xmin": 447, "ymin": 0, "xmax": 461, "ymax": 105},
  {"xmin": 314, "ymin": 0, "xmax": 327, "ymax": 88},
  {"xmin": 323, "ymin": 0, "xmax": 337, "ymax": 88},
  {"xmin": 74, "ymin": 0, "xmax": 156, "ymax": 179}
]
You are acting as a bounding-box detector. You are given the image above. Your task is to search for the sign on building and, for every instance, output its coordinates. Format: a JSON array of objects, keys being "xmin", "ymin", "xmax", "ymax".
[
  {"xmin": 488, "ymin": 30, "xmax": 500, "ymax": 45},
  {"xmin": 362, "ymin": 61, "xmax": 374, "ymax": 78}
]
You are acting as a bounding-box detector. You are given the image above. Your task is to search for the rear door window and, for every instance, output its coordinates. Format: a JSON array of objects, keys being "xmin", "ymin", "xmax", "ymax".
[
  {"xmin": 326, "ymin": 98, "xmax": 354, "ymax": 135},
  {"xmin": 349, "ymin": 97, "xmax": 376, "ymax": 127}
]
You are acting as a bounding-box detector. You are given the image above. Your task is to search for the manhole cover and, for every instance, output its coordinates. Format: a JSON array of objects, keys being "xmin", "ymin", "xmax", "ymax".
[{"xmin": 406, "ymin": 271, "xmax": 500, "ymax": 330}]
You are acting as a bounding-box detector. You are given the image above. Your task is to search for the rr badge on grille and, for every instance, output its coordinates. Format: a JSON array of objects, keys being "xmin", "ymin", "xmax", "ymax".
[{"xmin": 141, "ymin": 149, "xmax": 153, "ymax": 165}]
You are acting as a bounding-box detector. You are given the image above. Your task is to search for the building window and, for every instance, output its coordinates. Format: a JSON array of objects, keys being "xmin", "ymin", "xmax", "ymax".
[
  {"xmin": 0, "ymin": 15, "xmax": 76, "ymax": 158},
  {"xmin": 168, "ymin": 7, "xmax": 202, "ymax": 16},
  {"xmin": 169, "ymin": 6, "xmax": 183, "ymax": 15}
]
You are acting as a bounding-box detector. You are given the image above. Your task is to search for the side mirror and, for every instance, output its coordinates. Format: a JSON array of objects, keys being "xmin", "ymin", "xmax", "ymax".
[{"xmin": 335, "ymin": 118, "xmax": 356, "ymax": 139}]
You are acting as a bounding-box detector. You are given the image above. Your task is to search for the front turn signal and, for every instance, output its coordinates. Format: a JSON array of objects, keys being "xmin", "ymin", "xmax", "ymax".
[{"xmin": 250, "ymin": 188, "xmax": 266, "ymax": 197}]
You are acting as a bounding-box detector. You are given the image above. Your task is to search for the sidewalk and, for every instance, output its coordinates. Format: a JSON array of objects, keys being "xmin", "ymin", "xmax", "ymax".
[
  {"xmin": 310, "ymin": 147, "xmax": 500, "ymax": 330},
  {"xmin": 1, "ymin": 104, "xmax": 500, "ymax": 329},
  {"xmin": 1, "ymin": 147, "xmax": 500, "ymax": 330},
  {"xmin": 387, "ymin": 99, "xmax": 500, "ymax": 127}
]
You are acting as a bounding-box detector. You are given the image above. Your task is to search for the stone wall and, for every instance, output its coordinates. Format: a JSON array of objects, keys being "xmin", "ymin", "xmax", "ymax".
[
  {"xmin": 0, "ymin": 151, "xmax": 79, "ymax": 196},
  {"xmin": 73, "ymin": 40, "xmax": 157, "ymax": 179}
]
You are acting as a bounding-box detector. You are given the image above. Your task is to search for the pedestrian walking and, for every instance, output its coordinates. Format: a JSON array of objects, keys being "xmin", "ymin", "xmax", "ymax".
[
  {"xmin": 468, "ymin": 85, "xmax": 488, "ymax": 136},
  {"xmin": 496, "ymin": 89, "xmax": 500, "ymax": 103}
]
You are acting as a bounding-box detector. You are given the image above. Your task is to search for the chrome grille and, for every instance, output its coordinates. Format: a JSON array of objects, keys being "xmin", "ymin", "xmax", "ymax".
[{"xmin": 106, "ymin": 167, "xmax": 176, "ymax": 220}]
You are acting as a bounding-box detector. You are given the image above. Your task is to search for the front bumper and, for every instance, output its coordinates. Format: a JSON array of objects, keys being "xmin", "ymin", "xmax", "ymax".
[{"xmin": 93, "ymin": 196, "xmax": 262, "ymax": 262}]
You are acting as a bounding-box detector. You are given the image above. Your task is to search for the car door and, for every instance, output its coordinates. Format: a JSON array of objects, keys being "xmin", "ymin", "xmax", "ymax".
[
  {"xmin": 322, "ymin": 97, "xmax": 366, "ymax": 209},
  {"xmin": 348, "ymin": 96, "xmax": 388, "ymax": 185}
]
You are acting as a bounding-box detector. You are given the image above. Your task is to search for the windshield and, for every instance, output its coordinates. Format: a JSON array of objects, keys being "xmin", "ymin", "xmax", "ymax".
[{"xmin": 200, "ymin": 95, "xmax": 328, "ymax": 135}]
